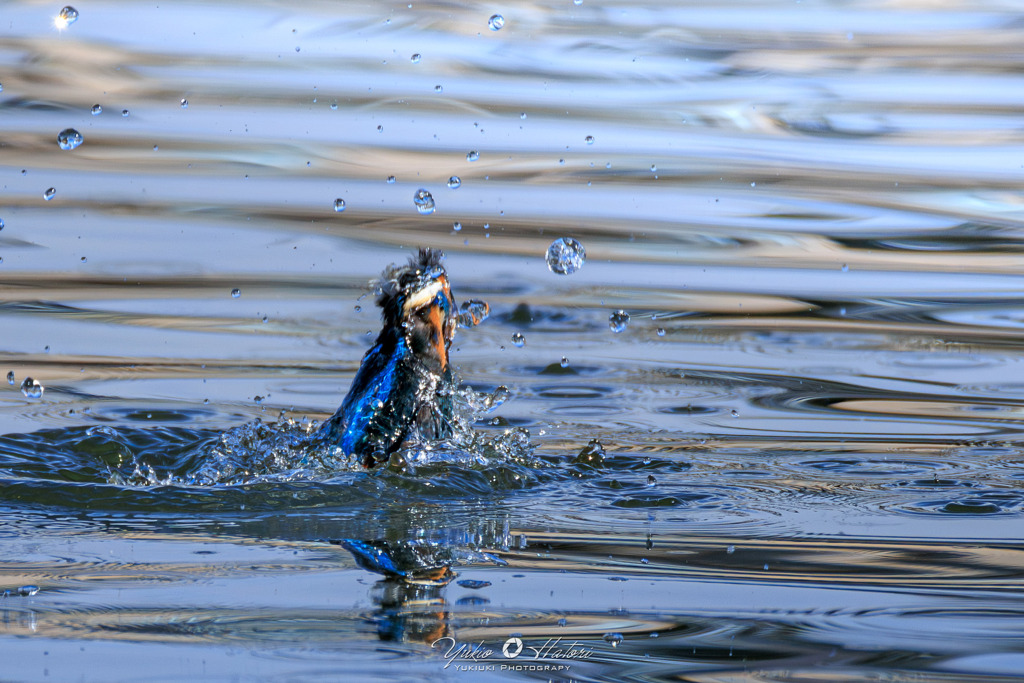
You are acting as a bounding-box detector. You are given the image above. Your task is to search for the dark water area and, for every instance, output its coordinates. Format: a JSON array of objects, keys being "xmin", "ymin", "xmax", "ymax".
[{"xmin": 3, "ymin": 1, "xmax": 1024, "ymax": 680}]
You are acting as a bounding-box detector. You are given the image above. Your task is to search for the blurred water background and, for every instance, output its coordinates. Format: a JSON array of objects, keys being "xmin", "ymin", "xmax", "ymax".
[{"xmin": 2, "ymin": 0, "xmax": 1024, "ymax": 680}]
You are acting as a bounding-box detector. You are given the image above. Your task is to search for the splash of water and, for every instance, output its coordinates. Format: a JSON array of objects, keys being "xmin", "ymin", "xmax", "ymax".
[{"xmin": 111, "ymin": 378, "xmax": 534, "ymax": 488}]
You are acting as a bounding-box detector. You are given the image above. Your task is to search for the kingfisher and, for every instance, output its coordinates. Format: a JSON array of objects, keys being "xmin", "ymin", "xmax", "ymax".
[{"xmin": 322, "ymin": 248, "xmax": 458, "ymax": 468}]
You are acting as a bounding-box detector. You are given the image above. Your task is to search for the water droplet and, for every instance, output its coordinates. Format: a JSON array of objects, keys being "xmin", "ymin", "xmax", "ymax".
[
  {"xmin": 603, "ymin": 633, "xmax": 624, "ymax": 647},
  {"xmin": 17, "ymin": 585, "xmax": 39, "ymax": 597},
  {"xmin": 574, "ymin": 0, "xmax": 583, "ymax": 5},
  {"xmin": 43, "ymin": 188, "xmax": 56, "ymax": 201},
  {"xmin": 485, "ymin": 385, "xmax": 511, "ymax": 410},
  {"xmin": 726, "ymin": 545, "xmax": 735, "ymax": 554},
  {"xmin": 650, "ymin": 164, "xmax": 657, "ymax": 172},
  {"xmin": 609, "ymin": 310, "xmax": 629, "ymax": 333},
  {"xmin": 20, "ymin": 377, "xmax": 43, "ymax": 399},
  {"xmin": 452, "ymin": 221, "xmax": 462, "ymax": 232},
  {"xmin": 585, "ymin": 135, "xmax": 594, "ymax": 145},
  {"xmin": 557, "ymin": 617, "xmax": 567, "ymax": 627},
  {"xmin": 80, "ymin": 256, "xmax": 87, "ymax": 263},
  {"xmin": 91, "ymin": 104, "xmax": 102, "ymax": 115},
  {"xmin": 434, "ymin": 84, "xmax": 443, "ymax": 93},
  {"xmin": 466, "ymin": 150, "xmax": 479, "ymax": 162},
  {"xmin": 180, "ymin": 98, "xmax": 188, "ymax": 109},
  {"xmin": 764, "ymin": 563, "xmax": 770, "ymax": 570},
  {"xmin": 121, "ymin": 109, "xmax": 129, "ymax": 117},
  {"xmin": 6, "ymin": 371, "xmax": 13, "ymax": 385},
  {"xmin": 841, "ymin": 263, "xmax": 849, "ymax": 272},
  {"xmin": 447, "ymin": 175, "xmax": 461, "ymax": 189},
  {"xmin": 657, "ymin": 327, "xmax": 666, "ymax": 337},
  {"xmin": 57, "ymin": 128, "xmax": 82, "ymax": 151},
  {"xmin": 386, "ymin": 175, "xmax": 396, "ymax": 184},
  {"xmin": 520, "ymin": 112, "xmax": 527, "ymax": 120},
  {"xmin": 730, "ymin": 409, "xmax": 739, "ymax": 418},
  {"xmin": 55, "ymin": 6, "xmax": 78, "ymax": 28},
  {"xmin": 545, "ymin": 237, "xmax": 586, "ymax": 275},
  {"xmin": 354, "ymin": 304, "xmax": 361, "ymax": 313},
  {"xmin": 511, "ymin": 332, "xmax": 525, "ymax": 347},
  {"xmin": 333, "ymin": 198, "xmax": 346, "ymax": 212},
  {"xmin": 488, "ymin": 14, "xmax": 505, "ymax": 30},
  {"xmin": 0, "ymin": 218, "xmax": 4, "ymax": 230},
  {"xmin": 647, "ymin": 474, "xmax": 657, "ymax": 486},
  {"xmin": 413, "ymin": 188, "xmax": 435, "ymax": 215},
  {"xmin": 153, "ymin": 145, "xmax": 159, "ymax": 152},
  {"xmin": 560, "ymin": 356, "xmax": 569, "ymax": 368},
  {"xmin": 410, "ymin": 53, "xmax": 421, "ymax": 63},
  {"xmin": 457, "ymin": 299, "xmax": 490, "ymax": 328},
  {"xmin": 231, "ymin": 288, "xmax": 241, "ymax": 298},
  {"xmin": 574, "ymin": 439, "xmax": 605, "ymax": 466},
  {"xmin": 330, "ymin": 101, "xmax": 338, "ymax": 110}
]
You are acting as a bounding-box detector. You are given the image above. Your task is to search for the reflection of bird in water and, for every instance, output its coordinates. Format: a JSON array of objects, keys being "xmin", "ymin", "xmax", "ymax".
[
  {"xmin": 330, "ymin": 518, "xmax": 512, "ymax": 644},
  {"xmin": 337, "ymin": 538, "xmax": 454, "ymax": 643},
  {"xmin": 321, "ymin": 249, "xmax": 458, "ymax": 468},
  {"xmin": 371, "ymin": 578, "xmax": 451, "ymax": 644},
  {"xmin": 339, "ymin": 538, "xmax": 457, "ymax": 585}
]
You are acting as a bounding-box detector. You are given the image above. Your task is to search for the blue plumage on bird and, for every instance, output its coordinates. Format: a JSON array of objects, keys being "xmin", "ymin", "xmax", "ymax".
[{"xmin": 321, "ymin": 249, "xmax": 458, "ymax": 468}]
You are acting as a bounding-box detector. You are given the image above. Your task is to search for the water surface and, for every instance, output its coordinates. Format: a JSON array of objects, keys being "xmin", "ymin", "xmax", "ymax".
[{"xmin": 2, "ymin": 1, "xmax": 1024, "ymax": 680}]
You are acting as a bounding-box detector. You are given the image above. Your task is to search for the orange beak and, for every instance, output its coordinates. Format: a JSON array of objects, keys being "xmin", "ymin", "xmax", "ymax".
[{"xmin": 426, "ymin": 303, "xmax": 447, "ymax": 370}]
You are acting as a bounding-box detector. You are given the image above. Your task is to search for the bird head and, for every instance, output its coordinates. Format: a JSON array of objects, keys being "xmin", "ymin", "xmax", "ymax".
[{"xmin": 376, "ymin": 248, "xmax": 457, "ymax": 370}]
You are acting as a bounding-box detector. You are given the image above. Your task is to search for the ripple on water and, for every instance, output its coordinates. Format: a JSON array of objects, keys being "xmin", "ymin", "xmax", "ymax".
[
  {"xmin": 794, "ymin": 457, "xmax": 954, "ymax": 477},
  {"xmin": 657, "ymin": 405, "xmax": 721, "ymax": 416},
  {"xmin": 496, "ymin": 303, "xmax": 579, "ymax": 331},
  {"xmin": 610, "ymin": 492, "xmax": 716, "ymax": 509},
  {"xmin": 957, "ymin": 383, "xmax": 1024, "ymax": 400},
  {"xmin": 516, "ymin": 363, "xmax": 604, "ymax": 376},
  {"xmin": 533, "ymin": 385, "xmax": 613, "ymax": 400},
  {"xmin": 898, "ymin": 491, "xmax": 1024, "ymax": 516},
  {"xmin": 0, "ymin": 411, "xmax": 562, "ymax": 513},
  {"xmin": 546, "ymin": 405, "xmax": 626, "ymax": 418},
  {"xmin": 531, "ymin": 383, "xmax": 624, "ymax": 418},
  {"xmin": 891, "ymin": 478, "xmax": 976, "ymax": 490},
  {"xmin": 930, "ymin": 306, "xmax": 1024, "ymax": 332},
  {"xmin": 887, "ymin": 351, "xmax": 1004, "ymax": 371}
]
